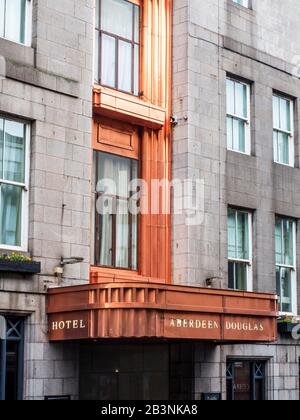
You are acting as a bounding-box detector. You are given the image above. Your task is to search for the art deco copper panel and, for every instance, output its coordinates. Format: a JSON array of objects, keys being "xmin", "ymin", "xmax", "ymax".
[
  {"xmin": 47, "ymin": 282, "xmax": 277, "ymax": 343},
  {"xmin": 93, "ymin": 117, "xmax": 140, "ymax": 159}
]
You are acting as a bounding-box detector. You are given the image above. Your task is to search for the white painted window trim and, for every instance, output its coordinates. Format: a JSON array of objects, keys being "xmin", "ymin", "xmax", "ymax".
[
  {"xmin": 25, "ymin": 0, "xmax": 32, "ymax": 47},
  {"xmin": 276, "ymin": 219, "xmax": 297, "ymax": 316},
  {"xmin": 228, "ymin": 209, "xmax": 253, "ymax": 292},
  {"xmin": 273, "ymin": 94, "xmax": 294, "ymax": 168},
  {"xmin": 227, "ymin": 79, "xmax": 251, "ymax": 156},
  {"xmin": 0, "ymin": 118, "xmax": 30, "ymax": 253},
  {"xmin": 0, "ymin": 0, "xmax": 32, "ymax": 47}
]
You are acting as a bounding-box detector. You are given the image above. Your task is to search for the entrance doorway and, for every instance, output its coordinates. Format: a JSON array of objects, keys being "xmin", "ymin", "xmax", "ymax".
[{"xmin": 79, "ymin": 343, "xmax": 194, "ymax": 400}]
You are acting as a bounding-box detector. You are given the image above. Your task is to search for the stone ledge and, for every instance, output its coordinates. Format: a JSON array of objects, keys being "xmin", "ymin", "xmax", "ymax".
[
  {"xmin": 93, "ymin": 86, "xmax": 166, "ymax": 129},
  {"xmin": 223, "ymin": 36, "xmax": 297, "ymax": 77},
  {"xmin": 0, "ymin": 37, "xmax": 35, "ymax": 67},
  {"xmin": 4, "ymin": 59, "xmax": 79, "ymax": 98}
]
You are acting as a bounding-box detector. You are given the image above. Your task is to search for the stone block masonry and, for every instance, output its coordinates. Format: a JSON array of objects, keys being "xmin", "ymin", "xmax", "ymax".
[
  {"xmin": 0, "ymin": 0, "xmax": 93, "ymax": 399},
  {"xmin": 172, "ymin": 0, "xmax": 300, "ymax": 400}
]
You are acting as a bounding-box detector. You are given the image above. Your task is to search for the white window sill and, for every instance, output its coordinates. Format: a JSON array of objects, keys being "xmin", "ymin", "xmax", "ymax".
[
  {"xmin": 279, "ymin": 312, "xmax": 298, "ymax": 317},
  {"xmin": 0, "ymin": 246, "xmax": 28, "ymax": 254},
  {"xmin": 274, "ymin": 161, "xmax": 295, "ymax": 169},
  {"xmin": 0, "ymin": 35, "xmax": 30, "ymax": 48},
  {"xmin": 227, "ymin": 148, "xmax": 251, "ymax": 157}
]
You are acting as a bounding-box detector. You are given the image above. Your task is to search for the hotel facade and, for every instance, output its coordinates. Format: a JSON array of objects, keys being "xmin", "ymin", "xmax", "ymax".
[{"xmin": 0, "ymin": 0, "xmax": 299, "ymax": 400}]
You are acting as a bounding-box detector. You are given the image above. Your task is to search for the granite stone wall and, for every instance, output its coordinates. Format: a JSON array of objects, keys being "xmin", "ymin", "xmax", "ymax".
[{"xmin": 0, "ymin": 0, "xmax": 93, "ymax": 399}]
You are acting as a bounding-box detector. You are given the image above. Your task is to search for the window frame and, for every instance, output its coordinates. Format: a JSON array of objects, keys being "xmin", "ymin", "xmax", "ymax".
[
  {"xmin": 275, "ymin": 216, "xmax": 297, "ymax": 315},
  {"xmin": 273, "ymin": 93, "xmax": 295, "ymax": 167},
  {"xmin": 94, "ymin": 0, "xmax": 141, "ymax": 96},
  {"xmin": 228, "ymin": 208, "xmax": 253, "ymax": 292},
  {"xmin": 0, "ymin": 0, "xmax": 32, "ymax": 47},
  {"xmin": 0, "ymin": 116, "xmax": 30, "ymax": 252},
  {"xmin": 226, "ymin": 360, "xmax": 266, "ymax": 401},
  {"xmin": 93, "ymin": 150, "xmax": 139, "ymax": 271},
  {"xmin": 0, "ymin": 316, "xmax": 25, "ymax": 401},
  {"xmin": 226, "ymin": 77, "xmax": 251, "ymax": 155}
]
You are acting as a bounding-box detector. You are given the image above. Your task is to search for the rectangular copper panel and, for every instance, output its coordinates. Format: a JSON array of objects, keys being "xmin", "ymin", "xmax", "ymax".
[
  {"xmin": 48, "ymin": 311, "xmax": 89, "ymax": 341},
  {"xmin": 165, "ymin": 290, "xmax": 224, "ymax": 313},
  {"xmin": 222, "ymin": 316, "xmax": 277, "ymax": 342},
  {"xmin": 93, "ymin": 117, "xmax": 139, "ymax": 159},
  {"xmin": 164, "ymin": 313, "xmax": 221, "ymax": 340}
]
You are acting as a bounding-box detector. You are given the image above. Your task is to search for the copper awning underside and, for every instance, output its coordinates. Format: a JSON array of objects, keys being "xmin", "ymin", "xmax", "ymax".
[{"xmin": 47, "ymin": 282, "xmax": 278, "ymax": 343}]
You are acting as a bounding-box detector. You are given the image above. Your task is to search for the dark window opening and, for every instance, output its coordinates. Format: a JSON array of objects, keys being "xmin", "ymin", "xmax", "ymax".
[
  {"xmin": 226, "ymin": 360, "xmax": 266, "ymax": 401},
  {"xmin": 0, "ymin": 317, "xmax": 24, "ymax": 401}
]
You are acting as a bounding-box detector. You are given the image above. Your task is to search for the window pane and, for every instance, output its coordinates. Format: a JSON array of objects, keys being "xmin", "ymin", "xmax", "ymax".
[
  {"xmin": 280, "ymin": 268, "xmax": 292, "ymax": 313},
  {"xmin": 237, "ymin": 212, "xmax": 249, "ymax": 260},
  {"xmin": 117, "ymin": 155, "xmax": 130, "ymax": 198},
  {"xmin": 228, "ymin": 261, "xmax": 235, "ymax": 289},
  {"xmin": 277, "ymin": 132, "xmax": 289, "ymax": 165},
  {"xmin": 280, "ymin": 97, "xmax": 291, "ymax": 132},
  {"xmin": 235, "ymin": 82, "xmax": 247, "ymax": 118},
  {"xmin": 0, "ymin": 118, "xmax": 3, "ymax": 178},
  {"xmin": 0, "ymin": 0, "xmax": 4, "ymax": 37},
  {"xmin": 5, "ymin": 0, "xmax": 26, "ymax": 44},
  {"xmin": 276, "ymin": 266, "xmax": 281, "ymax": 306},
  {"xmin": 228, "ymin": 208, "xmax": 236, "ymax": 259},
  {"xmin": 95, "ymin": 0, "xmax": 100, "ymax": 29},
  {"xmin": 232, "ymin": 118, "xmax": 240, "ymax": 151},
  {"xmin": 101, "ymin": 34, "xmax": 116, "ymax": 88},
  {"xmin": 238, "ymin": 119, "xmax": 246, "ymax": 152},
  {"xmin": 233, "ymin": 118, "xmax": 245, "ymax": 153},
  {"xmin": 226, "ymin": 79, "xmax": 235, "ymax": 115},
  {"xmin": 275, "ymin": 217, "xmax": 294, "ymax": 266},
  {"xmin": 227, "ymin": 116, "xmax": 233, "ymax": 150},
  {"xmin": 275, "ymin": 218, "xmax": 283, "ymax": 264},
  {"xmin": 99, "ymin": 212, "xmax": 113, "ymax": 266},
  {"xmin": 273, "ymin": 131, "xmax": 278, "ymax": 163},
  {"xmin": 134, "ymin": 45, "xmax": 139, "ymax": 96},
  {"xmin": 116, "ymin": 199, "xmax": 129, "ymax": 268},
  {"xmin": 0, "ymin": 184, "xmax": 22, "ymax": 247},
  {"xmin": 4, "ymin": 120, "xmax": 25, "ymax": 183},
  {"xmin": 134, "ymin": 5, "xmax": 139, "ymax": 43},
  {"xmin": 235, "ymin": 262, "xmax": 247, "ymax": 291},
  {"xmin": 118, "ymin": 40, "xmax": 132, "ymax": 93},
  {"xmin": 98, "ymin": 153, "xmax": 131, "ymax": 198},
  {"xmin": 283, "ymin": 219, "xmax": 294, "ymax": 266},
  {"xmin": 101, "ymin": 0, "xmax": 133, "ymax": 40},
  {"xmin": 132, "ymin": 213, "xmax": 138, "ymax": 270},
  {"xmin": 273, "ymin": 96, "xmax": 280, "ymax": 129},
  {"xmin": 131, "ymin": 161, "xmax": 138, "ymax": 270},
  {"xmin": 95, "ymin": 152, "xmax": 138, "ymax": 270},
  {"xmin": 94, "ymin": 31, "xmax": 99, "ymax": 82}
]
